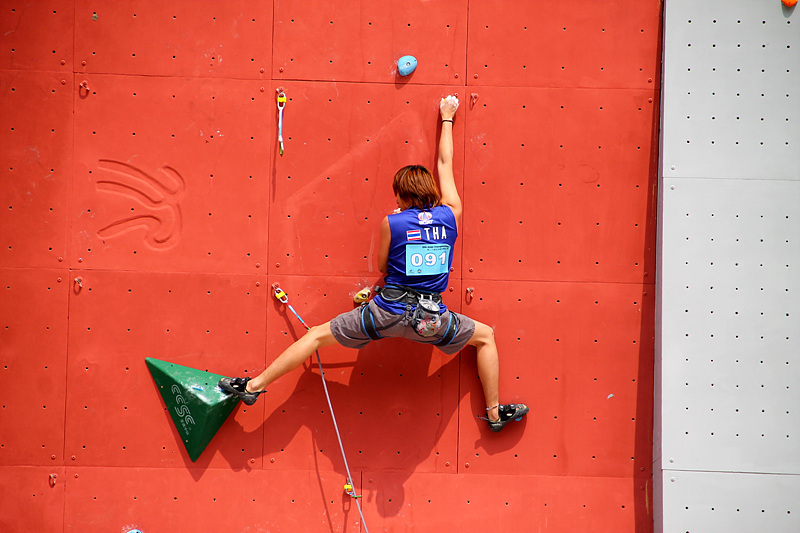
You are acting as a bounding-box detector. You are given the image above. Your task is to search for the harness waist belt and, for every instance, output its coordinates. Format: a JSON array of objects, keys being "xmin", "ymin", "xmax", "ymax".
[{"xmin": 378, "ymin": 285, "xmax": 442, "ymax": 305}]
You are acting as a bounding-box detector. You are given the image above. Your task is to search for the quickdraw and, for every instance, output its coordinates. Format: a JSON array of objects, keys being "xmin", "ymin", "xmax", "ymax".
[
  {"xmin": 271, "ymin": 283, "xmax": 369, "ymax": 532},
  {"xmin": 276, "ymin": 89, "xmax": 287, "ymax": 156},
  {"xmin": 343, "ymin": 483, "xmax": 362, "ymax": 499},
  {"xmin": 272, "ymin": 284, "xmax": 308, "ymax": 330}
]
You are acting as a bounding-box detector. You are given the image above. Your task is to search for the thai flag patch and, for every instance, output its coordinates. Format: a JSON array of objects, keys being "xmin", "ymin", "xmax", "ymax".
[{"xmin": 406, "ymin": 229, "xmax": 422, "ymax": 241}]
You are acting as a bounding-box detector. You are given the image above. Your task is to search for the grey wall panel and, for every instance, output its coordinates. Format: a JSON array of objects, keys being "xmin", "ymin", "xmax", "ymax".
[
  {"xmin": 661, "ymin": 470, "xmax": 800, "ymax": 533},
  {"xmin": 660, "ymin": 177, "xmax": 799, "ymax": 474},
  {"xmin": 657, "ymin": 1, "xmax": 800, "ymax": 532},
  {"xmin": 662, "ymin": 0, "xmax": 799, "ymax": 180}
]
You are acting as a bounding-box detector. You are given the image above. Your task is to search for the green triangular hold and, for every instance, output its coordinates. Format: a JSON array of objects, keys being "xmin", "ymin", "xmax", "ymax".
[{"xmin": 145, "ymin": 357, "xmax": 241, "ymax": 462}]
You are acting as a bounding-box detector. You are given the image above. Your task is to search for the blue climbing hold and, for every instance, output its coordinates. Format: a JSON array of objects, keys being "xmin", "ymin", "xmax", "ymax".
[{"xmin": 397, "ymin": 55, "xmax": 417, "ymax": 76}]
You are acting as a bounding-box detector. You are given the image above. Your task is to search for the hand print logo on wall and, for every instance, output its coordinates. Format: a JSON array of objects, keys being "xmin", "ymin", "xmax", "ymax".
[{"xmin": 95, "ymin": 159, "xmax": 186, "ymax": 250}]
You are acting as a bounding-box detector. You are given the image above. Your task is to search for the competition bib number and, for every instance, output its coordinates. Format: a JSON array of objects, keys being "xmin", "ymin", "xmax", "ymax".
[{"xmin": 406, "ymin": 244, "xmax": 450, "ymax": 276}]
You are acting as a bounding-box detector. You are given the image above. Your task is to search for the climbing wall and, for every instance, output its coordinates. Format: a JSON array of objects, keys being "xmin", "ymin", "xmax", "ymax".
[
  {"xmin": 0, "ymin": 2, "xmax": 660, "ymax": 532},
  {"xmin": 656, "ymin": 1, "xmax": 800, "ymax": 532}
]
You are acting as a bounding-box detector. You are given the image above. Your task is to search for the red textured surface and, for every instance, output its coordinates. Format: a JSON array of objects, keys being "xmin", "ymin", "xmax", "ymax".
[
  {"xmin": 1, "ymin": 70, "xmax": 72, "ymax": 268},
  {"xmin": 71, "ymin": 74, "xmax": 270, "ymax": 274},
  {"xmin": 0, "ymin": 2, "xmax": 73, "ymax": 72},
  {"xmin": 74, "ymin": 1, "xmax": 273, "ymax": 79},
  {"xmin": 273, "ymin": 0, "xmax": 467, "ymax": 84},
  {"xmin": 0, "ymin": 466, "xmax": 66, "ymax": 532},
  {"xmin": 467, "ymin": 0, "xmax": 662, "ymax": 89},
  {"xmin": 457, "ymin": 280, "xmax": 655, "ymax": 479},
  {"xmin": 363, "ymin": 470, "xmax": 651, "ymax": 533},
  {"xmin": 462, "ymin": 86, "xmax": 659, "ymax": 283},
  {"xmin": 0, "ymin": 1, "xmax": 660, "ymax": 532},
  {"xmin": 0, "ymin": 268, "xmax": 69, "ymax": 465},
  {"xmin": 64, "ymin": 466, "xmax": 364, "ymax": 532},
  {"xmin": 63, "ymin": 270, "xmax": 267, "ymax": 469}
]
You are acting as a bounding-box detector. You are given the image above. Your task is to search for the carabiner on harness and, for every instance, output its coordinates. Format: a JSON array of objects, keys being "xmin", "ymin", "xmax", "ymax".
[{"xmin": 276, "ymin": 89, "xmax": 287, "ymax": 156}]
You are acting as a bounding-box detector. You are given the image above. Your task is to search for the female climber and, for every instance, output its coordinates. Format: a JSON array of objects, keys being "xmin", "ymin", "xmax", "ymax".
[{"xmin": 220, "ymin": 95, "xmax": 528, "ymax": 432}]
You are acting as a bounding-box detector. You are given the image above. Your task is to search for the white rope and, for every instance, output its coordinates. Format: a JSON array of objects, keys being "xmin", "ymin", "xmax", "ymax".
[{"xmin": 314, "ymin": 349, "xmax": 369, "ymax": 532}]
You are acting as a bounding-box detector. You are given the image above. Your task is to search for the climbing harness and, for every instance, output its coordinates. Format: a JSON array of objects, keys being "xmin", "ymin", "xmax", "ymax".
[
  {"xmin": 276, "ymin": 89, "xmax": 287, "ymax": 156},
  {"xmin": 271, "ymin": 284, "xmax": 369, "ymax": 533},
  {"xmin": 361, "ymin": 285, "xmax": 459, "ymax": 346},
  {"xmin": 359, "ymin": 302, "xmax": 404, "ymax": 340}
]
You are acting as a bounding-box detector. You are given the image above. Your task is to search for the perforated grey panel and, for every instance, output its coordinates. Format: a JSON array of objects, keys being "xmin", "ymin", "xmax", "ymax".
[
  {"xmin": 660, "ymin": 178, "xmax": 800, "ymax": 474},
  {"xmin": 661, "ymin": 470, "xmax": 800, "ymax": 533},
  {"xmin": 661, "ymin": 0, "xmax": 799, "ymax": 180},
  {"xmin": 657, "ymin": 2, "xmax": 800, "ymax": 532}
]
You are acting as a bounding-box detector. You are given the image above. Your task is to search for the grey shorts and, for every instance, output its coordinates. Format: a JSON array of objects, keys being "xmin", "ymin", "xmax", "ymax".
[{"xmin": 330, "ymin": 300, "xmax": 476, "ymax": 355}]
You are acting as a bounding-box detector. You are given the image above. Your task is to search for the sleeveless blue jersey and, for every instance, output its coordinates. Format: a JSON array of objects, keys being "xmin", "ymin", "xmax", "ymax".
[{"xmin": 375, "ymin": 205, "xmax": 458, "ymax": 315}]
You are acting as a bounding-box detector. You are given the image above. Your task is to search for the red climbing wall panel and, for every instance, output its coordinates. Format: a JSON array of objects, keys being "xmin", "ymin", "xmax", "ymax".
[
  {"xmin": 0, "ymin": 1, "xmax": 660, "ymax": 532},
  {"xmin": 362, "ymin": 471, "xmax": 651, "ymax": 532},
  {"xmin": 64, "ymin": 270, "xmax": 267, "ymax": 468},
  {"xmin": 0, "ymin": 268, "xmax": 69, "ymax": 465},
  {"xmin": 71, "ymin": 74, "xmax": 270, "ymax": 274},
  {"xmin": 74, "ymin": 0, "xmax": 273, "ymax": 79},
  {"xmin": 0, "ymin": 1, "xmax": 73, "ymax": 73},
  {"xmin": 0, "ymin": 466, "xmax": 66, "ymax": 532},
  {"xmin": 273, "ymin": 0, "xmax": 467, "ymax": 84},
  {"xmin": 0, "ymin": 70, "xmax": 72, "ymax": 268},
  {"xmin": 463, "ymin": 86, "xmax": 659, "ymax": 283},
  {"xmin": 467, "ymin": 0, "xmax": 662, "ymax": 89},
  {"xmin": 457, "ymin": 280, "xmax": 655, "ymax": 479}
]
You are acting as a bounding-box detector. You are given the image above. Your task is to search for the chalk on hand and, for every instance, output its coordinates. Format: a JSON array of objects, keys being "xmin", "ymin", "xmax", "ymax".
[
  {"xmin": 441, "ymin": 95, "xmax": 459, "ymax": 110},
  {"xmin": 397, "ymin": 55, "xmax": 417, "ymax": 76}
]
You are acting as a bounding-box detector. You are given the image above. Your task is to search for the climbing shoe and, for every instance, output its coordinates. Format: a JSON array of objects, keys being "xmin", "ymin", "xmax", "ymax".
[
  {"xmin": 483, "ymin": 403, "xmax": 529, "ymax": 433},
  {"xmin": 218, "ymin": 377, "xmax": 262, "ymax": 405}
]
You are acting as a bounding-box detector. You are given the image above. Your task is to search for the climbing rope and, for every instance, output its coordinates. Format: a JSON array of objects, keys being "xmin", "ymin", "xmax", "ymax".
[
  {"xmin": 276, "ymin": 89, "xmax": 287, "ymax": 156},
  {"xmin": 271, "ymin": 284, "xmax": 369, "ymax": 533}
]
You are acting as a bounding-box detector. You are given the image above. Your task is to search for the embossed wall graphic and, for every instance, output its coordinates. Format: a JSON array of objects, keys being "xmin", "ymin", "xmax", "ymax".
[
  {"xmin": 94, "ymin": 159, "xmax": 185, "ymax": 250},
  {"xmin": 70, "ymin": 73, "xmax": 269, "ymax": 273}
]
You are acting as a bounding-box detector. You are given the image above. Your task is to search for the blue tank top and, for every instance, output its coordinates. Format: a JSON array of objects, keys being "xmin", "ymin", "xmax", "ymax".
[{"xmin": 375, "ymin": 205, "xmax": 458, "ymax": 315}]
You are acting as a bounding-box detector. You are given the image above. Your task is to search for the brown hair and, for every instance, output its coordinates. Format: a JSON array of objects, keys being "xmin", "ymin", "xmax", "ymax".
[{"xmin": 392, "ymin": 165, "xmax": 441, "ymax": 209}]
